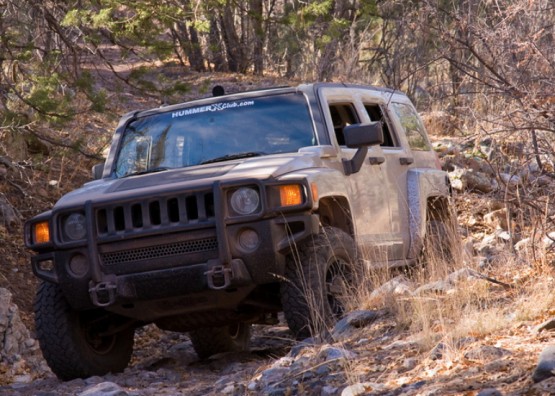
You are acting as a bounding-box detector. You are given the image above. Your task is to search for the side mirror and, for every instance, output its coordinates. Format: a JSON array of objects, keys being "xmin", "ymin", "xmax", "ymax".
[
  {"xmin": 342, "ymin": 122, "xmax": 383, "ymax": 175},
  {"xmin": 344, "ymin": 122, "xmax": 383, "ymax": 148},
  {"xmin": 92, "ymin": 163, "xmax": 104, "ymax": 180}
]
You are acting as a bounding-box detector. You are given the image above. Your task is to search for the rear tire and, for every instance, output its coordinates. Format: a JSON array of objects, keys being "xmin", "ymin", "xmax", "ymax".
[
  {"xmin": 280, "ymin": 227, "xmax": 358, "ymax": 339},
  {"xmin": 34, "ymin": 281, "xmax": 135, "ymax": 381},
  {"xmin": 421, "ymin": 219, "xmax": 456, "ymax": 265},
  {"xmin": 189, "ymin": 323, "xmax": 251, "ymax": 359}
]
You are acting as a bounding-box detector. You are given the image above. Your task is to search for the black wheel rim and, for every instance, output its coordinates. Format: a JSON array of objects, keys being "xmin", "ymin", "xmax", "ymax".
[
  {"xmin": 80, "ymin": 312, "xmax": 117, "ymax": 355},
  {"xmin": 228, "ymin": 323, "xmax": 241, "ymax": 340}
]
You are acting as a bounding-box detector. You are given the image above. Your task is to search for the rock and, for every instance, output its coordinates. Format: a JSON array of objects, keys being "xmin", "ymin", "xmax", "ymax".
[
  {"xmin": 369, "ymin": 276, "xmax": 414, "ymax": 299},
  {"xmin": 529, "ymin": 174, "xmax": 552, "ymax": 187},
  {"xmin": 533, "ymin": 345, "xmax": 555, "ymax": 383},
  {"xmin": 477, "ymin": 388, "xmax": 503, "ymax": 396},
  {"xmin": 530, "ymin": 376, "xmax": 555, "ymax": 394},
  {"xmin": 322, "ymin": 385, "xmax": 339, "ymax": 395},
  {"xmin": 479, "ymin": 137, "xmax": 497, "ymax": 160},
  {"xmin": 341, "ymin": 382, "xmax": 385, "ymax": 396},
  {"xmin": 484, "ymin": 358, "xmax": 513, "ymax": 373},
  {"xmin": 495, "ymin": 230, "xmax": 512, "ymax": 242},
  {"xmin": 11, "ymin": 374, "xmax": 33, "ymax": 384},
  {"xmin": 332, "ymin": 310, "xmax": 386, "ymax": 340},
  {"xmin": 475, "ymin": 234, "xmax": 500, "ymax": 257},
  {"xmin": 430, "ymin": 338, "xmax": 476, "ymax": 360},
  {"xmin": 0, "ymin": 195, "xmax": 20, "ymax": 229},
  {"xmin": 0, "ymin": 287, "xmax": 46, "ymax": 383},
  {"xmin": 414, "ymin": 279, "xmax": 455, "ymax": 295},
  {"xmin": 257, "ymin": 367, "xmax": 290, "ymax": 387},
  {"xmin": 319, "ymin": 346, "xmax": 356, "ymax": 361},
  {"xmin": 514, "ymin": 238, "xmax": 531, "ymax": 252},
  {"xmin": 78, "ymin": 382, "xmax": 129, "ymax": 396},
  {"xmin": 403, "ymin": 358, "xmax": 418, "ymax": 371},
  {"xmin": 432, "ymin": 139, "xmax": 459, "ymax": 155},
  {"xmin": 414, "ymin": 268, "xmax": 486, "ymax": 295},
  {"xmin": 290, "ymin": 337, "xmax": 320, "ymax": 357},
  {"xmin": 464, "ymin": 345, "xmax": 511, "ymax": 362},
  {"xmin": 543, "ymin": 232, "xmax": 555, "ymax": 249},
  {"xmin": 483, "ymin": 208, "xmax": 508, "ymax": 230},
  {"xmin": 536, "ymin": 318, "xmax": 555, "ymax": 333},
  {"xmin": 499, "ymin": 173, "xmax": 521, "ymax": 188},
  {"xmin": 429, "ymin": 342, "xmax": 446, "ymax": 360},
  {"xmin": 449, "ymin": 168, "xmax": 497, "ymax": 193}
]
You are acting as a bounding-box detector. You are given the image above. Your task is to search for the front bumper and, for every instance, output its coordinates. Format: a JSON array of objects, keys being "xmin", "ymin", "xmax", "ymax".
[{"xmin": 30, "ymin": 178, "xmax": 319, "ymax": 311}]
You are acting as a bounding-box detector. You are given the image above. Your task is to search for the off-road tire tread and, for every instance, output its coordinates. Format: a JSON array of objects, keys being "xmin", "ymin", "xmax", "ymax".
[
  {"xmin": 34, "ymin": 281, "xmax": 134, "ymax": 380},
  {"xmin": 189, "ymin": 323, "xmax": 250, "ymax": 359},
  {"xmin": 422, "ymin": 218, "xmax": 456, "ymax": 264},
  {"xmin": 280, "ymin": 227, "xmax": 356, "ymax": 339}
]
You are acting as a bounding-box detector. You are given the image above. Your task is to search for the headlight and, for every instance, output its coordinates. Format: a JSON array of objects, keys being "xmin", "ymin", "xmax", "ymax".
[
  {"xmin": 63, "ymin": 213, "xmax": 87, "ymax": 240},
  {"xmin": 230, "ymin": 187, "xmax": 260, "ymax": 215}
]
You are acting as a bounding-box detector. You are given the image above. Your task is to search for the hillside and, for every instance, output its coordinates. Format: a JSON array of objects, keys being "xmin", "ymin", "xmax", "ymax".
[
  {"xmin": 1, "ymin": 69, "xmax": 555, "ymax": 395},
  {"xmin": 1, "ymin": 2, "xmax": 555, "ymax": 394}
]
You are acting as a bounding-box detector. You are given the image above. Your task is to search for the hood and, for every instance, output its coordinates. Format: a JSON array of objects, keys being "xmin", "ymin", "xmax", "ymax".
[{"xmin": 55, "ymin": 152, "xmax": 320, "ymax": 208}]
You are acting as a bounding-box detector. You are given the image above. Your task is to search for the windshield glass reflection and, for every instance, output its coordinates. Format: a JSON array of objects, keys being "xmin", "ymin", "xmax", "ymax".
[{"xmin": 114, "ymin": 93, "xmax": 316, "ymax": 178}]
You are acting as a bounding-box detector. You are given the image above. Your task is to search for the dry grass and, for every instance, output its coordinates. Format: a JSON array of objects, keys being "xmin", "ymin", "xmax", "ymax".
[{"xmin": 338, "ymin": 209, "xmax": 555, "ymax": 360}]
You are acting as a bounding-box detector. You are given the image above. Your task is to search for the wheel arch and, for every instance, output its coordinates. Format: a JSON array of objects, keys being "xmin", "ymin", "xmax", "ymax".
[
  {"xmin": 316, "ymin": 195, "xmax": 354, "ymax": 238},
  {"xmin": 407, "ymin": 168, "xmax": 452, "ymax": 259}
]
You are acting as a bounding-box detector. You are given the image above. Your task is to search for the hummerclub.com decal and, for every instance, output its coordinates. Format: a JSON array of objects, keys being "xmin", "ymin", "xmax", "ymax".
[{"xmin": 171, "ymin": 100, "xmax": 255, "ymax": 118}]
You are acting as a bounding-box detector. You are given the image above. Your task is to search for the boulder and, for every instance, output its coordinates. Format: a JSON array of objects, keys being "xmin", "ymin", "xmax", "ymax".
[{"xmin": 533, "ymin": 345, "xmax": 555, "ymax": 383}]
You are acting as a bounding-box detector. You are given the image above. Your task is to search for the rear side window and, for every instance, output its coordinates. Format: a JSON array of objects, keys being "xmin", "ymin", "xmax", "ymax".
[
  {"xmin": 364, "ymin": 104, "xmax": 397, "ymax": 147},
  {"xmin": 391, "ymin": 102, "xmax": 431, "ymax": 151},
  {"xmin": 329, "ymin": 103, "xmax": 358, "ymax": 146}
]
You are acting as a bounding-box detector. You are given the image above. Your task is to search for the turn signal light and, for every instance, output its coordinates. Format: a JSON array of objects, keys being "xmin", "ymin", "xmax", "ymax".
[
  {"xmin": 279, "ymin": 184, "xmax": 303, "ymax": 207},
  {"xmin": 34, "ymin": 221, "xmax": 50, "ymax": 244}
]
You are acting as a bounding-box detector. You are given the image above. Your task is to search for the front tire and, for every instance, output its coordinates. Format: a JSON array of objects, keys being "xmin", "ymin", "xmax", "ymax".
[
  {"xmin": 281, "ymin": 227, "xmax": 358, "ymax": 339},
  {"xmin": 189, "ymin": 323, "xmax": 251, "ymax": 359},
  {"xmin": 34, "ymin": 281, "xmax": 135, "ymax": 381}
]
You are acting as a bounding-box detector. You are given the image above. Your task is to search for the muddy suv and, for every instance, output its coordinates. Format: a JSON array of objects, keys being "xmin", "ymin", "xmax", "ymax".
[{"xmin": 25, "ymin": 83, "xmax": 452, "ymax": 380}]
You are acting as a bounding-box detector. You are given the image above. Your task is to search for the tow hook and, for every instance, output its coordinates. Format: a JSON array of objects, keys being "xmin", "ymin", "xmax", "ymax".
[
  {"xmin": 89, "ymin": 281, "xmax": 117, "ymax": 307},
  {"xmin": 205, "ymin": 265, "xmax": 232, "ymax": 290}
]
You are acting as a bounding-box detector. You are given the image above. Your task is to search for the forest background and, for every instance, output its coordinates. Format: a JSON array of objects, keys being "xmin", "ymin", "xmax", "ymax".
[
  {"xmin": 1, "ymin": 1, "xmax": 555, "ymax": 393},
  {"xmin": 0, "ymin": 0, "xmax": 554, "ymax": 322}
]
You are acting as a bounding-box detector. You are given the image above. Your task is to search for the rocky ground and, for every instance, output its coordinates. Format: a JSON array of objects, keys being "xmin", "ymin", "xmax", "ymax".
[
  {"xmin": 2, "ymin": 68, "xmax": 555, "ymax": 394},
  {"xmin": 3, "ymin": 271, "xmax": 555, "ymax": 396}
]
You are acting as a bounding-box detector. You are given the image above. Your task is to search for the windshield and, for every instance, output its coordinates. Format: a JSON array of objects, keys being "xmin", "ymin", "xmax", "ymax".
[{"xmin": 114, "ymin": 93, "xmax": 316, "ymax": 178}]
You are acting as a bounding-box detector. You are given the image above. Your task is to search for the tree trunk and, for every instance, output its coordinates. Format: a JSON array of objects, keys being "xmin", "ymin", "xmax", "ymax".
[
  {"xmin": 209, "ymin": 17, "xmax": 227, "ymax": 72},
  {"xmin": 221, "ymin": 2, "xmax": 245, "ymax": 73},
  {"xmin": 250, "ymin": 0, "xmax": 264, "ymax": 75},
  {"xmin": 174, "ymin": 1, "xmax": 205, "ymax": 72}
]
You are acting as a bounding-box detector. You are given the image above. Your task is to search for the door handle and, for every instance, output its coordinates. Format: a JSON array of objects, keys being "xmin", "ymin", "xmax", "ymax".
[
  {"xmin": 368, "ymin": 156, "xmax": 385, "ymax": 165},
  {"xmin": 400, "ymin": 157, "xmax": 414, "ymax": 165}
]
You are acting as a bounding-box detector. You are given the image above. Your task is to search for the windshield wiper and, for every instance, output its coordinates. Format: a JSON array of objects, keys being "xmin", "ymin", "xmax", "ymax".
[
  {"xmin": 122, "ymin": 166, "xmax": 170, "ymax": 178},
  {"xmin": 200, "ymin": 152, "xmax": 265, "ymax": 165}
]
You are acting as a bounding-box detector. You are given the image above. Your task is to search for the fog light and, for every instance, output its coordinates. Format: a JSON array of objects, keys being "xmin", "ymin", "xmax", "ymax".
[
  {"xmin": 69, "ymin": 254, "xmax": 88, "ymax": 277},
  {"xmin": 238, "ymin": 229, "xmax": 259, "ymax": 251}
]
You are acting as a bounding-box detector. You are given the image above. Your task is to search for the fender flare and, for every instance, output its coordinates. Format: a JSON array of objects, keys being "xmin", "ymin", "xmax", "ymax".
[{"xmin": 407, "ymin": 168, "xmax": 451, "ymax": 259}]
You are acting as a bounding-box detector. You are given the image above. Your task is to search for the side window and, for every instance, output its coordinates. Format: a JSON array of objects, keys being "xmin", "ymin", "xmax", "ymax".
[
  {"xmin": 329, "ymin": 103, "xmax": 358, "ymax": 146},
  {"xmin": 364, "ymin": 104, "xmax": 396, "ymax": 147},
  {"xmin": 391, "ymin": 102, "xmax": 431, "ymax": 151}
]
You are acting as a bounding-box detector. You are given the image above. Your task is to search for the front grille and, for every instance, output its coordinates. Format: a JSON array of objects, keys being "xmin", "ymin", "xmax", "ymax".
[
  {"xmin": 96, "ymin": 192, "xmax": 215, "ymax": 238},
  {"xmin": 101, "ymin": 237, "xmax": 218, "ymax": 266}
]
